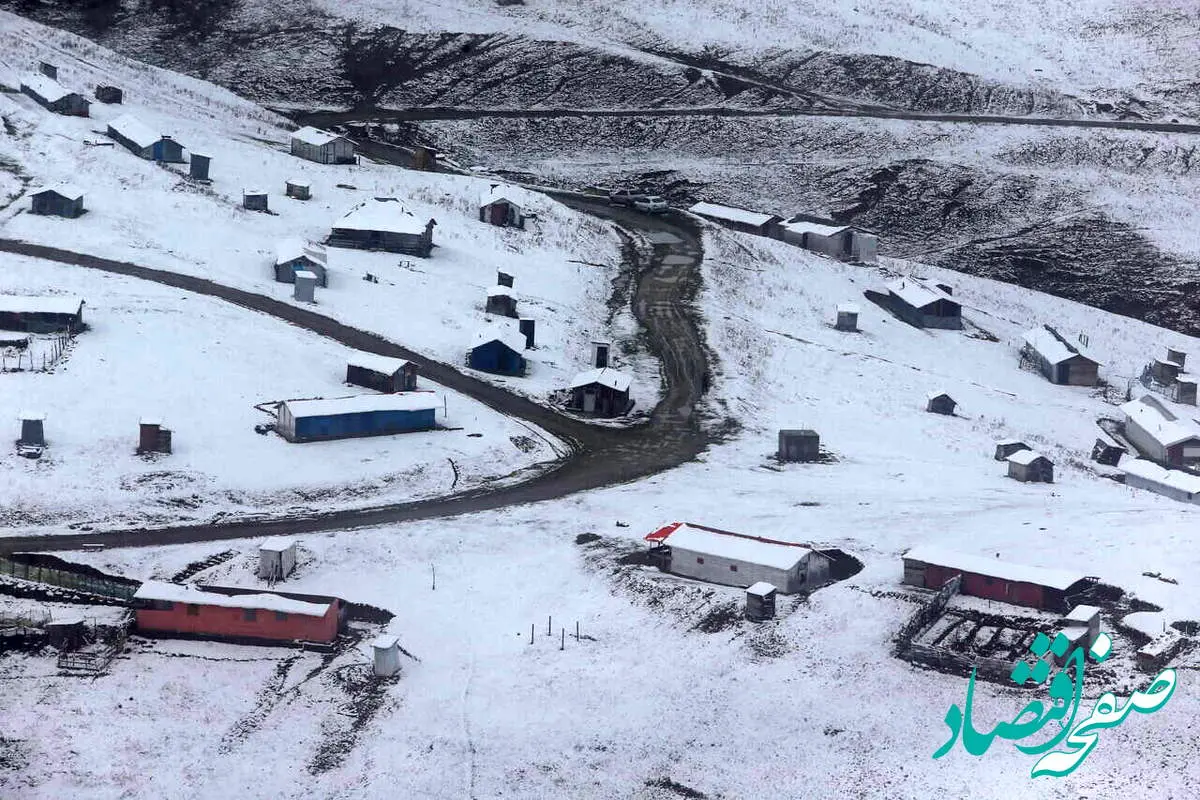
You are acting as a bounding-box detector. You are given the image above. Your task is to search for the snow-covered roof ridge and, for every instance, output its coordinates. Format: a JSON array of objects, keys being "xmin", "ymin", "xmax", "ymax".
[
  {"xmin": 281, "ymin": 393, "xmax": 438, "ymax": 418},
  {"xmin": 333, "ymin": 198, "xmax": 431, "ymax": 235},
  {"xmin": 1023, "ymin": 325, "xmax": 1098, "ymax": 365},
  {"xmin": 472, "ymin": 324, "xmax": 526, "ymax": 354},
  {"xmin": 275, "ymin": 237, "xmax": 325, "ymax": 266},
  {"xmin": 30, "ymin": 183, "xmax": 84, "ymax": 201},
  {"xmin": 134, "ymin": 580, "xmax": 331, "ymax": 617},
  {"xmin": 259, "ymin": 538, "xmax": 295, "ymax": 552},
  {"xmin": 689, "ymin": 201, "xmax": 780, "ymax": 228},
  {"xmin": 347, "ymin": 352, "xmax": 411, "ymax": 375},
  {"xmin": 886, "ymin": 276, "xmax": 961, "ymax": 311},
  {"xmin": 836, "ymin": 302, "xmax": 860, "ymax": 314},
  {"xmin": 781, "ymin": 220, "xmax": 850, "ymax": 237},
  {"xmin": 645, "ymin": 522, "xmax": 819, "ymax": 571},
  {"xmin": 20, "ymin": 71, "xmax": 73, "ymax": 103},
  {"xmin": 902, "ymin": 545, "xmax": 1089, "ymax": 590},
  {"xmin": 0, "ymin": 295, "xmax": 84, "ymax": 315},
  {"xmin": 570, "ymin": 367, "xmax": 632, "ymax": 392},
  {"xmin": 1120, "ymin": 394, "xmax": 1200, "ymax": 447},
  {"xmin": 926, "ymin": 389, "xmax": 952, "ymax": 400},
  {"xmin": 291, "ymin": 126, "xmax": 346, "ymax": 146},
  {"xmin": 1121, "ymin": 458, "xmax": 1200, "ymax": 493},
  {"xmin": 108, "ymin": 113, "xmax": 168, "ymax": 149},
  {"xmin": 480, "ymin": 182, "xmax": 540, "ymax": 208},
  {"xmin": 1006, "ymin": 449, "xmax": 1048, "ymax": 466}
]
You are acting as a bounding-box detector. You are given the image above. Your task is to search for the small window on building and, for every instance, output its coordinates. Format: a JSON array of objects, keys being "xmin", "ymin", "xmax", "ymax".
[
  {"xmin": 275, "ymin": 611, "xmax": 288, "ymax": 621},
  {"xmin": 243, "ymin": 608, "xmax": 257, "ymax": 622},
  {"xmin": 984, "ymin": 577, "xmax": 994, "ymax": 585},
  {"xmin": 186, "ymin": 604, "xmax": 200, "ymax": 616},
  {"xmin": 730, "ymin": 565, "xmax": 738, "ymax": 572},
  {"xmin": 696, "ymin": 557, "xmax": 704, "ymax": 564},
  {"xmin": 149, "ymin": 600, "xmax": 174, "ymax": 611}
]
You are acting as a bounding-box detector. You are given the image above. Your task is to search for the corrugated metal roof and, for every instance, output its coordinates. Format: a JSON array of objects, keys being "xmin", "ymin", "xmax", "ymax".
[
  {"xmin": 333, "ymin": 198, "xmax": 430, "ymax": 235},
  {"xmin": 570, "ymin": 368, "xmax": 632, "ymax": 392},
  {"xmin": 644, "ymin": 522, "xmax": 817, "ymax": 571},
  {"xmin": 1006, "ymin": 449, "xmax": 1049, "ymax": 466},
  {"xmin": 30, "ymin": 183, "xmax": 84, "ymax": 201},
  {"xmin": 282, "ymin": 393, "xmax": 437, "ymax": 418},
  {"xmin": 291, "ymin": 126, "xmax": 345, "ymax": 147},
  {"xmin": 1023, "ymin": 325, "xmax": 1098, "ymax": 366},
  {"xmin": 0, "ymin": 295, "xmax": 84, "ymax": 315},
  {"xmin": 782, "ymin": 220, "xmax": 850, "ymax": 238},
  {"xmin": 886, "ymin": 278, "xmax": 957, "ymax": 310},
  {"xmin": 689, "ymin": 202, "xmax": 779, "ymax": 228},
  {"xmin": 20, "ymin": 72, "xmax": 73, "ymax": 103},
  {"xmin": 134, "ymin": 580, "xmax": 330, "ymax": 617},
  {"xmin": 108, "ymin": 114, "xmax": 165, "ymax": 150},
  {"xmin": 1120, "ymin": 395, "xmax": 1200, "ymax": 448},
  {"xmin": 903, "ymin": 545, "xmax": 1088, "ymax": 590},
  {"xmin": 346, "ymin": 352, "xmax": 411, "ymax": 375},
  {"xmin": 471, "ymin": 324, "xmax": 526, "ymax": 355}
]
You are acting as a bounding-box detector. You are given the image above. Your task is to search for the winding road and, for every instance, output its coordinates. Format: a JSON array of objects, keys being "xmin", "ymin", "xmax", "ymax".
[{"xmin": 0, "ymin": 198, "xmax": 713, "ymax": 555}]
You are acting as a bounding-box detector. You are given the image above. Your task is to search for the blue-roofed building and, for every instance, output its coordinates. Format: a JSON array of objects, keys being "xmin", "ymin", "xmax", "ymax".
[
  {"xmin": 277, "ymin": 394, "xmax": 437, "ymax": 443},
  {"xmin": 468, "ymin": 326, "xmax": 526, "ymax": 376}
]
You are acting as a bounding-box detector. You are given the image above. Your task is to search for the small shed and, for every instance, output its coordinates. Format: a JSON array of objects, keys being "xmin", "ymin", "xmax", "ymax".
[
  {"xmin": 479, "ymin": 184, "xmax": 529, "ymax": 228},
  {"xmin": 286, "ymin": 179, "xmax": 311, "ymax": 200},
  {"xmin": 277, "ymin": 394, "xmax": 438, "ymax": 442},
  {"xmin": 688, "ymin": 202, "xmax": 784, "ymax": 237},
  {"xmin": 1091, "ymin": 435, "xmax": 1125, "ymax": 467},
  {"xmin": 645, "ymin": 522, "xmax": 831, "ymax": 594},
  {"xmin": 485, "ymin": 286, "xmax": 517, "ymax": 318},
  {"xmin": 94, "ymin": 85, "xmax": 123, "ymax": 104},
  {"xmin": 372, "ymin": 635, "xmax": 402, "ymax": 677},
  {"xmin": 1167, "ymin": 349, "xmax": 1188, "ymax": 371},
  {"xmin": 569, "ymin": 368, "xmax": 633, "ymax": 417},
  {"xmin": 293, "ymin": 270, "xmax": 318, "ymax": 303},
  {"xmin": 518, "ymin": 318, "xmax": 536, "ymax": 349},
  {"xmin": 1006, "ymin": 450, "xmax": 1054, "ymax": 483},
  {"xmin": 497, "ymin": 270, "xmax": 514, "ymax": 288},
  {"xmin": 0, "ymin": 296, "xmax": 85, "ymax": 334},
  {"xmin": 901, "ymin": 545, "xmax": 1092, "ymax": 612},
  {"xmin": 778, "ymin": 429, "xmax": 819, "ymax": 463},
  {"xmin": 1172, "ymin": 376, "xmax": 1198, "ymax": 406},
  {"xmin": 346, "ymin": 353, "xmax": 418, "ymax": 393},
  {"xmin": 835, "ymin": 303, "xmax": 859, "ymax": 332},
  {"xmin": 243, "ymin": 189, "xmax": 269, "ymax": 212},
  {"xmin": 781, "ymin": 218, "xmax": 878, "ymax": 263},
  {"xmin": 18, "ymin": 411, "xmax": 45, "ymax": 446},
  {"xmin": 1061, "ymin": 604, "xmax": 1102, "ymax": 651},
  {"xmin": 30, "ymin": 185, "xmax": 84, "ymax": 218},
  {"xmin": 290, "ymin": 126, "xmax": 355, "ymax": 164},
  {"xmin": 274, "ymin": 239, "xmax": 327, "ymax": 286},
  {"xmin": 19, "ymin": 73, "xmax": 90, "ymax": 116},
  {"xmin": 1152, "ymin": 358, "xmax": 1182, "ymax": 385},
  {"xmin": 745, "ymin": 582, "xmax": 778, "ymax": 622},
  {"xmin": 45, "ymin": 617, "xmax": 86, "ymax": 651},
  {"xmin": 1022, "ymin": 326, "xmax": 1100, "ymax": 386},
  {"xmin": 329, "ymin": 198, "xmax": 436, "ymax": 257},
  {"xmin": 107, "ymin": 114, "xmax": 184, "ymax": 161},
  {"xmin": 39, "ymin": 62, "xmax": 58, "ymax": 80},
  {"xmin": 1137, "ymin": 629, "xmax": 1186, "ymax": 673},
  {"xmin": 590, "ymin": 341, "xmax": 612, "ymax": 370},
  {"xmin": 189, "ymin": 153, "xmax": 211, "ymax": 182},
  {"xmin": 469, "ymin": 327, "xmax": 527, "ymax": 376},
  {"xmin": 994, "ymin": 440, "xmax": 1030, "ymax": 461},
  {"xmin": 258, "ymin": 539, "xmax": 298, "ymax": 581},
  {"xmin": 886, "ymin": 278, "xmax": 962, "ymax": 329},
  {"xmin": 926, "ymin": 391, "xmax": 957, "ymax": 416},
  {"xmin": 137, "ymin": 418, "xmax": 172, "ymax": 454}
]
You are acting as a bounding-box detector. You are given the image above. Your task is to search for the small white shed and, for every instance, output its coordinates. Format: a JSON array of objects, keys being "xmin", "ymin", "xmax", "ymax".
[
  {"xmin": 372, "ymin": 634, "xmax": 401, "ymax": 676},
  {"xmin": 258, "ymin": 538, "xmax": 297, "ymax": 581}
]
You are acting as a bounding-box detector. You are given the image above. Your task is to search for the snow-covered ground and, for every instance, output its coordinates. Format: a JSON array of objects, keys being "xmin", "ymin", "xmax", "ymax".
[
  {"xmin": 0, "ymin": 12, "xmax": 656, "ymax": 415},
  {"xmin": 0, "ymin": 253, "xmax": 563, "ymax": 531},
  {"xmin": 8, "ymin": 222, "xmax": 1199, "ymax": 799}
]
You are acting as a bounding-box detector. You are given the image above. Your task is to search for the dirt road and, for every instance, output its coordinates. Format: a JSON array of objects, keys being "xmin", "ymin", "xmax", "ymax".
[{"xmin": 0, "ymin": 203, "xmax": 713, "ymax": 554}]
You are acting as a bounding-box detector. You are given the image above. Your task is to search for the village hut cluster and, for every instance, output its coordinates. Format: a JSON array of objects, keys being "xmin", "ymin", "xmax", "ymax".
[{"xmin": 687, "ymin": 201, "xmax": 878, "ymax": 263}]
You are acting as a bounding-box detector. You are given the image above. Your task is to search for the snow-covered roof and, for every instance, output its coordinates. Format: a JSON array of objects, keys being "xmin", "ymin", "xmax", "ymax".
[
  {"xmin": 286, "ymin": 178, "xmax": 310, "ymax": 188},
  {"xmin": 18, "ymin": 411, "xmax": 46, "ymax": 421},
  {"xmin": 1178, "ymin": 373, "xmax": 1198, "ymax": 385},
  {"xmin": 1023, "ymin": 326, "xmax": 1098, "ymax": 365},
  {"xmin": 139, "ymin": 417, "xmax": 163, "ymax": 426},
  {"xmin": 782, "ymin": 220, "xmax": 850, "ymax": 238},
  {"xmin": 902, "ymin": 546, "xmax": 1088, "ymax": 590},
  {"xmin": 486, "ymin": 285, "xmax": 515, "ymax": 298},
  {"xmin": 0, "ymin": 295, "xmax": 83, "ymax": 315},
  {"xmin": 1006, "ymin": 449, "xmax": 1049, "ymax": 466},
  {"xmin": 480, "ymin": 183, "xmax": 539, "ymax": 208},
  {"xmin": 259, "ymin": 538, "xmax": 295, "ymax": 553},
  {"xmin": 333, "ymin": 198, "xmax": 430, "ymax": 235},
  {"xmin": 347, "ymin": 352, "xmax": 411, "ymax": 375},
  {"xmin": 294, "ymin": 270, "xmax": 318, "ymax": 281},
  {"xmin": 244, "ymin": 188, "xmax": 267, "ymax": 196},
  {"xmin": 1121, "ymin": 458, "xmax": 1200, "ymax": 493},
  {"xmin": 275, "ymin": 238, "xmax": 326, "ymax": 266},
  {"xmin": 1120, "ymin": 395, "xmax": 1200, "ymax": 448},
  {"xmin": 291, "ymin": 126, "xmax": 345, "ymax": 147},
  {"xmin": 746, "ymin": 581, "xmax": 777, "ymax": 597},
  {"xmin": 995, "ymin": 439, "xmax": 1028, "ymax": 447},
  {"xmin": 570, "ymin": 368, "xmax": 632, "ymax": 392},
  {"xmin": 1063, "ymin": 604, "xmax": 1102, "ymax": 623},
  {"xmin": 108, "ymin": 113, "xmax": 166, "ymax": 149},
  {"xmin": 926, "ymin": 390, "xmax": 953, "ymax": 401},
  {"xmin": 645, "ymin": 522, "xmax": 818, "ymax": 571},
  {"xmin": 471, "ymin": 325, "xmax": 526, "ymax": 354},
  {"xmin": 836, "ymin": 303, "xmax": 860, "ymax": 314},
  {"xmin": 281, "ymin": 393, "xmax": 438, "ymax": 419},
  {"xmin": 886, "ymin": 278, "xmax": 957, "ymax": 310},
  {"xmin": 689, "ymin": 202, "xmax": 780, "ymax": 227},
  {"xmin": 30, "ymin": 183, "xmax": 84, "ymax": 201},
  {"xmin": 372, "ymin": 634, "xmax": 399, "ymax": 650},
  {"xmin": 134, "ymin": 580, "xmax": 331, "ymax": 617},
  {"xmin": 20, "ymin": 72, "xmax": 74, "ymax": 103}
]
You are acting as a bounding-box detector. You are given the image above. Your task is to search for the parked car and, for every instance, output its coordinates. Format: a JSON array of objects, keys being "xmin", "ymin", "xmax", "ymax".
[
  {"xmin": 633, "ymin": 195, "xmax": 669, "ymax": 214},
  {"xmin": 609, "ymin": 189, "xmax": 649, "ymax": 207}
]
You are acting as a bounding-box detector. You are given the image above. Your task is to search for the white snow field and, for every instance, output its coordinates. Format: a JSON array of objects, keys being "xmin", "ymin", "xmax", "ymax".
[
  {"xmin": 7, "ymin": 222, "xmax": 1199, "ymax": 799},
  {"xmin": 0, "ymin": 253, "xmax": 562, "ymax": 531},
  {"xmin": 0, "ymin": 11, "xmax": 657, "ymax": 414}
]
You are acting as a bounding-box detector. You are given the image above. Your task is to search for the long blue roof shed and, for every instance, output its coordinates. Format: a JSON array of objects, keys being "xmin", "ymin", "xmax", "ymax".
[
  {"xmin": 277, "ymin": 394, "xmax": 437, "ymax": 442},
  {"xmin": 468, "ymin": 327, "xmax": 527, "ymax": 376}
]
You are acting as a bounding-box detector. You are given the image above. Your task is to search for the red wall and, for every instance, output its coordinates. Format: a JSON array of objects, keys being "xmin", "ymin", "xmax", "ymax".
[
  {"xmin": 923, "ymin": 565, "xmax": 1047, "ymax": 610},
  {"xmin": 135, "ymin": 600, "xmax": 338, "ymax": 643}
]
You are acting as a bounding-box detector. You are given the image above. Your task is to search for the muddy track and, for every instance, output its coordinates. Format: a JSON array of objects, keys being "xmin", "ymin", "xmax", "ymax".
[{"xmin": 0, "ymin": 202, "xmax": 712, "ymax": 554}]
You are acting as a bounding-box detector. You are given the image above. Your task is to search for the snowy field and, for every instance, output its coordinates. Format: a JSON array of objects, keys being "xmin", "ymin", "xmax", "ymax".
[
  {"xmin": 0, "ymin": 12, "xmax": 657, "ymax": 414},
  {"xmin": 315, "ymin": 0, "xmax": 1197, "ymax": 111},
  {"xmin": 0, "ymin": 253, "xmax": 562, "ymax": 531},
  {"xmin": 8, "ymin": 224, "xmax": 1199, "ymax": 799}
]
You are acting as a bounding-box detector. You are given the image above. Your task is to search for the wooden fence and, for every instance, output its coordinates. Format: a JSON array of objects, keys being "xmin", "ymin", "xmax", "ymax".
[
  {"xmin": 0, "ymin": 556, "xmax": 137, "ymax": 601},
  {"xmin": 894, "ymin": 574, "xmax": 961, "ymax": 653}
]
